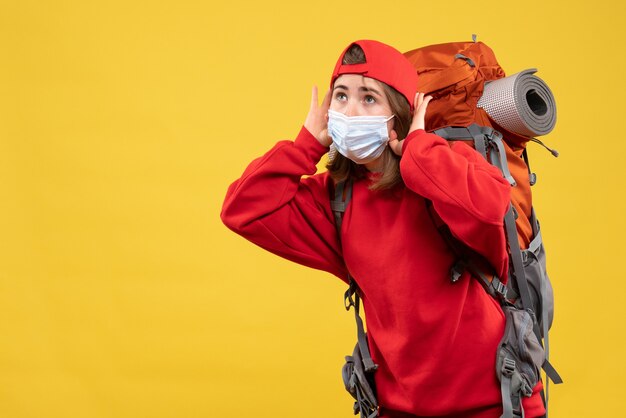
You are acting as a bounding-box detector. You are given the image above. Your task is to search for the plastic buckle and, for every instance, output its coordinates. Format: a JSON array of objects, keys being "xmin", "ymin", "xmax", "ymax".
[
  {"xmin": 502, "ymin": 358, "xmax": 516, "ymax": 377},
  {"xmin": 449, "ymin": 260, "xmax": 465, "ymax": 283},
  {"xmin": 493, "ymin": 280, "xmax": 508, "ymax": 299},
  {"xmin": 485, "ymin": 128, "xmax": 502, "ymax": 144},
  {"xmin": 521, "ymin": 251, "xmax": 529, "ymax": 264},
  {"xmin": 363, "ymin": 358, "xmax": 379, "ymax": 372}
]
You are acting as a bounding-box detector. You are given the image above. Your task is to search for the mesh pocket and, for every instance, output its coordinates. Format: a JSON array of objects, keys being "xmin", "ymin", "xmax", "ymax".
[
  {"xmin": 521, "ymin": 239, "xmax": 554, "ymax": 336},
  {"xmin": 496, "ymin": 306, "xmax": 545, "ymax": 397}
]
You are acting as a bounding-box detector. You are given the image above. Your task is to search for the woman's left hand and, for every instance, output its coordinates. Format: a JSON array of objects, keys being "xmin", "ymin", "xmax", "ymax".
[{"xmin": 389, "ymin": 92, "xmax": 432, "ymax": 156}]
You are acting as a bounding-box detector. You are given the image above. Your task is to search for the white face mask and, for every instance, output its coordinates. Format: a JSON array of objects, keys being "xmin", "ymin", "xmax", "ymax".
[{"xmin": 327, "ymin": 109, "xmax": 394, "ymax": 164}]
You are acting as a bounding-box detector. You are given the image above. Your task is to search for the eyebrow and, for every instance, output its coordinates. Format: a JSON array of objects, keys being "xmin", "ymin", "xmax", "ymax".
[{"xmin": 333, "ymin": 84, "xmax": 383, "ymax": 97}]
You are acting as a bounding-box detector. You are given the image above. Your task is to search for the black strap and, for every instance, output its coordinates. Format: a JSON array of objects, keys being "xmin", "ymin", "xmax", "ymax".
[
  {"xmin": 522, "ymin": 148, "xmax": 537, "ymax": 186},
  {"xmin": 332, "ymin": 180, "xmax": 378, "ymax": 373},
  {"xmin": 344, "ymin": 284, "xmax": 377, "ymax": 372}
]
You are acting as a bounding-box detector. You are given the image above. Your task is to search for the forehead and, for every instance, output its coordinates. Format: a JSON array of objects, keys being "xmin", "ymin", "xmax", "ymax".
[{"xmin": 333, "ymin": 74, "xmax": 385, "ymax": 91}]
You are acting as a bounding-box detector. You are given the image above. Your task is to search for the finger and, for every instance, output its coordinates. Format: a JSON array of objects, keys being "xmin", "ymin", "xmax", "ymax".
[
  {"xmin": 415, "ymin": 103, "xmax": 429, "ymax": 125},
  {"xmin": 321, "ymin": 88, "xmax": 331, "ymax": 110},
  {"xmin": 418, "ymin": 95, "xmax": 433, "ymax": 115},
  {"xmin": 310, "ymin": 85, "xmax": 318, "ymax": 111},
  {"xmin": 413, "ymin": 93, "xmax": 425, "ymax": 117},
  {"xmin": 417, "ymin": 92, "xmax": 425, "ymax": 109}
]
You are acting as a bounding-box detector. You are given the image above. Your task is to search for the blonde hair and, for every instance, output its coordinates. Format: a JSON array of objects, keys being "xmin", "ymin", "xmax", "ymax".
[{"xmin": 326, "ymin": 44, "xmax": 412, "ymax": 191}]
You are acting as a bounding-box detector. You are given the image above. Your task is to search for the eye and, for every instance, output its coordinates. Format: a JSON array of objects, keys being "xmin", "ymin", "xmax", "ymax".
[
  {"xmin": 363, "ymin": 95, "xmax": 376, "ymax": 104},
  {"xmin": 334, "ymin": 92, "xmax": 347, "ymax": 101}
]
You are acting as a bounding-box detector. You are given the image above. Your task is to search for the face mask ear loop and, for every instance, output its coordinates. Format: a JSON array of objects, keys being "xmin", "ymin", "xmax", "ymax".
[{"xmin": 385, "ymin": 115, "xmax": 396, "ymax": 139}]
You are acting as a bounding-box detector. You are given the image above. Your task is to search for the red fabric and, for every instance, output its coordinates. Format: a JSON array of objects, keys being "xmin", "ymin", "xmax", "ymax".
[
  {"xmin": 403, "ymin": 41, "xmax": 506, "ymax": 132},
  {"xmin": 221, "ymin": 127, "xmax": 545, "ymax": 417},
  {"xmin": 331, "ymin": 40, "xmax": 419, "ymax": 110},
  {"xmin": 403, "ymin": 42, "xmax": 536, "ymax": 250}
]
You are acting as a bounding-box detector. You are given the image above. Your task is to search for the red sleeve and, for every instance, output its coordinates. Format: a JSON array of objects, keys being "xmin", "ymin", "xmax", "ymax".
[
  {"xmin": 220, "ymin": 126, "xmax": 348, "ymax": 281},
  {"xmin": 400, "ymin": 129, "xmax": 511, "ymax": 280}
]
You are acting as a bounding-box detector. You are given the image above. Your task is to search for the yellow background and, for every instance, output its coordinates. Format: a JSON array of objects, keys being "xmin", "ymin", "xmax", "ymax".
[{"xmin": 1, "ymin": 0, "xmax": 623, "ymax": 417}]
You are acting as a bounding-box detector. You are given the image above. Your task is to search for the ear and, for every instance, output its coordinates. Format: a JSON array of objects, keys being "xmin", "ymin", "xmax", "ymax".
[{"xmin": 389, "ymin": 129, "xmax": 398, "ymax": 141}]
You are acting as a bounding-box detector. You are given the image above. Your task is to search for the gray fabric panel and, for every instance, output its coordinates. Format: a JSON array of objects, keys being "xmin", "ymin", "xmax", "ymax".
[
  {"xmin": 522, "ymin": 228, "xmax": 554, "ymax": 335},
  {"xmin": 520, "ymin": 224, "xmax": 563, "ymax": 385},
  {"xmin": 434, "ymin": 126, "xmax": 473, "ymax": 139}
]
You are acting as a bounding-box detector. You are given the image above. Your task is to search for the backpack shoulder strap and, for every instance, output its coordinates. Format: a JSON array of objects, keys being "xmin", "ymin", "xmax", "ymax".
[
  {"xmin": 330, "ymin": 180, "xmax": 378, "ymax": 373},
  {"xmin": 331, "ymin": 179, "xmax": 352, "ymax": 232}
]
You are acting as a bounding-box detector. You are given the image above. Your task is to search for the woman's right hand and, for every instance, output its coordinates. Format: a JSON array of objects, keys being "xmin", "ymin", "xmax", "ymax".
[
  {"xmin": 304, "ymin": 86, "xmax": 332, "ymax": 147},
  {"xmin": 389, "ymin": 92, "xmax": 432, "ymax": 156}
]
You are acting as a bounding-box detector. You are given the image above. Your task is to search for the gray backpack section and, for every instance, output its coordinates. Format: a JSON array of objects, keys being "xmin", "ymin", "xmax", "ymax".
[
  {"xmin": 435, "ymin": 124, "xmax": 562, "ymax": 418},
  {"xmin": 497, "ymin": 306, "xmax": 545, "ymax": 418}
]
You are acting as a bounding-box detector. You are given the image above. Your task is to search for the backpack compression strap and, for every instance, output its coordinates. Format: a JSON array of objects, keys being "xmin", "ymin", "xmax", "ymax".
[
  {"xmin": 527, "ymin": 208, "xmax": 554, "ymax": 412},
  {"xmin": 523, "ymin": 151, "xmax": 553, "ymax": 366},
  {"xmin": 331, "ymin": 180, "xmax": 378, "ymax": 374}
]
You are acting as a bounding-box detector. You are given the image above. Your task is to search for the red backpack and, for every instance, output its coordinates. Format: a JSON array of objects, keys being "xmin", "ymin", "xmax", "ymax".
[{"xmin": 404, "ymin": 38, "xmax": 563, "ymax": 416}]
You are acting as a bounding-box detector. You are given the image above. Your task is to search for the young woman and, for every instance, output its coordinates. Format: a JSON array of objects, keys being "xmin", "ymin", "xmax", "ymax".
[{"xmin": 221, "ymin": 40, "xmax": 545, "ymax": 418}]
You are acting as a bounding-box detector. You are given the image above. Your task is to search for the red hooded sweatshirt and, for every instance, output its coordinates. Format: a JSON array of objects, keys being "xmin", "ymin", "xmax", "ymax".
[{"xmin": 221, "ymin": 127, "xmax": 545, "ymax": 418}]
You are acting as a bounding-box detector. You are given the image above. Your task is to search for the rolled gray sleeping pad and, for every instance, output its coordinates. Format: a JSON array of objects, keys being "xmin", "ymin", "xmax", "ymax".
[{"xmin": 477, "ymin": 69, "xmax": 556, "ymax": 137}]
